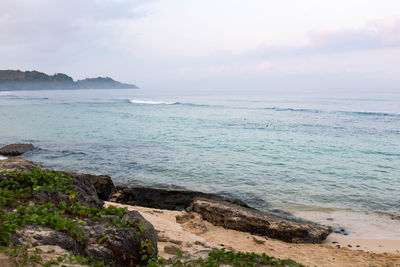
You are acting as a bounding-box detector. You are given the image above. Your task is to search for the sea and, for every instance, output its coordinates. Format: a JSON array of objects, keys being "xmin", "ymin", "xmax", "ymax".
[{"xmin": 0, "ymin": 88, "xmax": 399, "ymax": 239}]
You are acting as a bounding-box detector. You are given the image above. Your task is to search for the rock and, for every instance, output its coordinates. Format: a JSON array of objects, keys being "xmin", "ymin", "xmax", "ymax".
[
  {"xmin": 109, "ymin": 186, "xmax": 252, "ymax": 210},
  {"xmin": 252, "ymin": 236, "xmax": 266, "ymax": 245},
  {"xmin": 0, "ymin": 157, "xmax": 40, "ymax": 171},
  {"xmin": 164, "ymin": 245, "xmax": 181, "ymax": 255},
  {"xmin": 176, "ymin": 212, "xmax": 208, "ymax": 235},
  {"xmin": 82, "ymin": 174, "xmax": 115, "ymax": 201},
  {"xmin": 1, "ymin": 158, "xmax": 158, "ymax": 265},
  {"xmin": 0, "ymin": 143, "xmax": 34, "ymax": 156},
  {"xmin": 67, "ymin": 172, "xmax": 115, "ymax": 201},
  {"xmin": 10, "ymin": 211, "xmax": 158, "ymax": 266},
  {"xmin": 0, "ymin": 158, "xmax": 103, "ymax": 209},
  {"xmin": 81, "ymin": 210, "xmax": 158, "ymax": 266},
  {"xmin": 10, "ymin": 225, "xmax": 82, "ymax": 254},
  {"xmin": 61, "ymin": 171, "xmax": 106, "ymax": 209},
  {"xmin": 27, "ymin": 245, "xmax": 87, "ymax": 267},
  {"xmin": 189, "ymin": 199, "xmax": 330, "ymax": 244}
]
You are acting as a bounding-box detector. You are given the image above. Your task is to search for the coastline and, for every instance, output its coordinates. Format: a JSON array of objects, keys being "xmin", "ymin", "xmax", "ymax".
[
  {"xmin": 1, "ymin": 148, "xmax": 400, "ymax": 266},
  {"xmin": 105, "ymin": 202, "xmax": 400, "ymax": 267}
]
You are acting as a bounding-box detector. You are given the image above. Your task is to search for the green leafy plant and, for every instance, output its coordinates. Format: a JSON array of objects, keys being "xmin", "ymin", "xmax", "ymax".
[{"xmin": 0, "ymin": 168, "xmax": 156, "ymax": 266}]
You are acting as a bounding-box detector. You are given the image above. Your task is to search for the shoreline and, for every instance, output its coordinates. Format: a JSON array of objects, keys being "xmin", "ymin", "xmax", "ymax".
[
  {"xmin": 292, "ymin": 209, "xmax": 400, "ymax": 240},
  {"xmin": 2, "ymin": 153, "xmax": 400, "ymax": 242},
  {"xmin": 105, "ymin": 202, "xmax": 400, "ymax": 267},
  {"xmin": 1, "ymin": 153, "xmax": 400, "ymax": 240},
  {"xmin": 1, "ymin": 150, "xmax": 400, "ymax": 266}
]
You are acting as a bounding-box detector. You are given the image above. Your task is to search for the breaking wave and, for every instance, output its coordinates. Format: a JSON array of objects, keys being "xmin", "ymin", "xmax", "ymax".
[{"xmin": 129, "ymin": 99, "xmax": 180, "ymax": 105}]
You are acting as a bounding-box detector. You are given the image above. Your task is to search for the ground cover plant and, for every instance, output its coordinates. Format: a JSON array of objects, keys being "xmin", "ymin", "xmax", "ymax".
[
  {"xmin": 165, "ymin": 248, "xmax": 305, "ymax": 267},
  {"xmin": 0, "ymin": 168, "xmax": 156, "ymax": 266},
  {"xmin": 0, "ymin": 167, "xmax": 304, "ymax": 267}
]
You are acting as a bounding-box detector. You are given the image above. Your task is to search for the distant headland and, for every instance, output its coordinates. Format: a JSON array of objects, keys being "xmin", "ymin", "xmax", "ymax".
[{"xmin": 0, "ymin": 70, "xmax": 138, "ymax": 90}]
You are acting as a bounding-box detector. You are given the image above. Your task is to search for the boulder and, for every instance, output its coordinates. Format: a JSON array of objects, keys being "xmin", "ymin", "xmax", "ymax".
[
  {"xmin": 0, "ymin": 143, "xmax": 34, "ymax": 156},
  {"xmin": 0, "ymin": 158, "xmax": 104, "ymax": 209},
  {"xmin": 109, "ymin": 186, "xmax": 251, "ymax": 210},
  {"xmin": 189, "ymin": 199, "xmax": 330, "ymax": 244},
  {"xmin": 1, "ymin": 158, "xmax": 158, "ymax": 266},
  {"xmin": 10, "ymin": 225, "xmax": 83, "ymax": 254},
  {"xmin": 10, "ymin": 211, "xmax": 158, "ymax": 266},
  {"xmin": 81, "ymin": 210, "xmax": 158, "ymax": 266},
  {"xmin": 63, "ymin": 172, "xmax": 115, "ymax": 201}
]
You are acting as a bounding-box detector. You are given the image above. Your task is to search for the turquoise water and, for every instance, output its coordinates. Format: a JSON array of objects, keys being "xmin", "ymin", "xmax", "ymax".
[{"xmin": 0, "ymin": 88, "xmax": 399, "ymax": 235}]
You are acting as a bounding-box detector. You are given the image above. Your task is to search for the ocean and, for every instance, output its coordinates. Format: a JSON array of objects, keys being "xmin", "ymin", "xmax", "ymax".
[{"xmin": 1, "ymin": 88, "xmax": 399, "ymax": 239}]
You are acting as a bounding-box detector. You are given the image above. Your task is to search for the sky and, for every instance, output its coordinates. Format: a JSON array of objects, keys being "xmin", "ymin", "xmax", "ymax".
[{"xmin": 1, "ymin": 0, "xmax": 400, "ymax": 91}]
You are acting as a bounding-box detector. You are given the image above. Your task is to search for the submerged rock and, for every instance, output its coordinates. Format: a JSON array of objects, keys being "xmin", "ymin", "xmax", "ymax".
[
  {"xmin": 189, "ymin": 199, "xmax": 330, "ymax": 244},
  {"xmin": 0, "ymin": 143, "xmax": 34, "ymax": 156}
]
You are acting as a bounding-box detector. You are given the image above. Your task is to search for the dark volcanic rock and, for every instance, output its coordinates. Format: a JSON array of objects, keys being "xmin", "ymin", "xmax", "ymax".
[
  {"xmin": 63, "ymin": 172, "xmax": 115, "ymax": 201},
  {"xmin": 1, "ymin": 158, "xmax": 158, "ymax": 266},
  {"xmin": 189, "ymin": 199, "xmax": 330, "ymax": 244},
  {"xmin": 60, "ymin": 171, "xmax": 105, "ymax": 209},
  {"xmin": 10, "ymin": 211, "xmax": 158, "ymax": 266},
  {"xmin": 0, "ymin": 143, "xmax": 34, "ymax": 156},
  {"xmin": 109, "ymin": 186, "xmax": 251, "ymax": 210},
  {"xmin": 0, "ymin": 158, "xmax": 104, "ymax": 209},
  {"xmin": 10, "ymin": 225, "xmax": 82, "ymax": 254},
  {"xmin": 82, "ymin": 210, "xmax": 158, "ymax": 266}
]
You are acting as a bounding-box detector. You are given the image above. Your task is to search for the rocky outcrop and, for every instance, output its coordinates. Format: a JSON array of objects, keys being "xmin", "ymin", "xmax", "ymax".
[
  {"xmin": 0, "ymin": 143, "xmax": 34, "ymax": 156},
  {"xmin": 0, "ymin": 157, "xmax": 158, "ymax": 266},
  {"xmin": 63, "ymin": 172, "xmax": 115, "ymax": 201},
  {"xmin": 189, "ymin": 199, "xmax": 330, "ymax": 244},
  {"xmin": 109, "ymin": 186, "xmax": 251, "ymax": 210},
  {"xmin": 10, "ymin": 210, "xmax": 158, "ymax": 266},
  {"xmin": 109, "ymin": 186, "xmax": 330, "ymax": 244},
  {"xmin": 0, "ymin": 157, "xmax": 113, "ymax": 207},
  {"xmin": 0, "ymin": 157, "xmax": 103, "ymax": 209}
]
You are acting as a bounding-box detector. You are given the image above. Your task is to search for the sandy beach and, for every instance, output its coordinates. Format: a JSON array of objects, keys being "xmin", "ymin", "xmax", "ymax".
[{"xmin": 104, "ymin": 202, "xmax": 400, "ymax": 267}]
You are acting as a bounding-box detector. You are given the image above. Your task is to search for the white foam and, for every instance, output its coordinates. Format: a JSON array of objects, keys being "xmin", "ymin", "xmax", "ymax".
[
  {"xmin": 129, "ymin": 99, "xmax": 179, "ymax": 105},
  {"xmin": 292, "ymin": 209, "xmax": 400, "ymax": 240},
  {"xmin": 0, "ymin": 155, "xmax": 7, "ymax": 160}
]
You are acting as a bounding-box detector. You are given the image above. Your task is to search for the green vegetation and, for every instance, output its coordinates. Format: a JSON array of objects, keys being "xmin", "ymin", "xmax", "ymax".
[
  {"xmin": 0, "ymin": 167, "xmax": 303, "ymax": 267},
  {"xmin": 169, "ymin": 248, "xmax": 305, "ymax": 267},
  {"xmin": 0, "ymin": 168, "xmax": 155, "ymax": 266}
]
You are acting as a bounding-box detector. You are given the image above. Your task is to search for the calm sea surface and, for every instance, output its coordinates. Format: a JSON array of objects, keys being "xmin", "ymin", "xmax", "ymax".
[{"xmin": 1, "ymin": 88, "xmax": 399, "ymax": 238}]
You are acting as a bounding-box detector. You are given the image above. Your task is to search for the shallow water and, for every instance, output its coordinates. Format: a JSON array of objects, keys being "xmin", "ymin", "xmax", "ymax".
[{"xmin": 1, "ymin": 88, "xmax": 399, "ymax": 237}]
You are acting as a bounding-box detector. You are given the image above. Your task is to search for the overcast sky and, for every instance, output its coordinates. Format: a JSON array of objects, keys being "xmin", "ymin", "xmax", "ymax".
[{"xmin": 1, "ymin": 0, "xmax": 400, "ymax": 91}]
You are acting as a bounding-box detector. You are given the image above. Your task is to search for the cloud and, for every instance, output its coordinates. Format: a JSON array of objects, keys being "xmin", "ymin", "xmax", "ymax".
[
  {"xmin": 0, "ymin": 0, "xmax": 150, "ymax": 57},
  {"xmin": 249, "ymin": 17, "xmax": 400, "ymax": 61},
  {"xmin": 308, "ymin": 17, "xmax": 400, "ymax": 52}
]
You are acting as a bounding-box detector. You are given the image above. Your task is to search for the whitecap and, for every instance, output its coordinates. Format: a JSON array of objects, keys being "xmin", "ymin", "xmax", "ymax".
[{"xmin": 129, "ymin": 99, "xmax": 179, "ymax": 105}]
